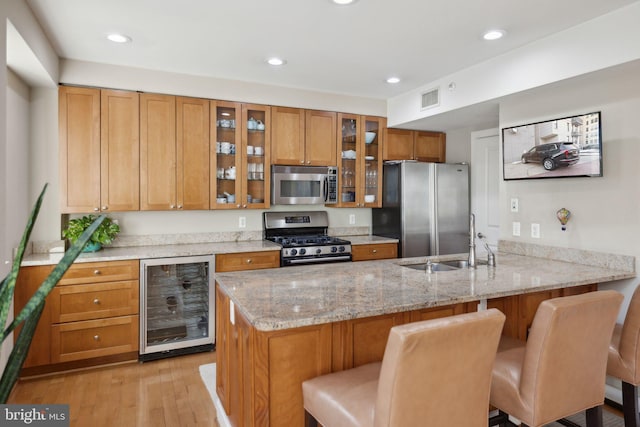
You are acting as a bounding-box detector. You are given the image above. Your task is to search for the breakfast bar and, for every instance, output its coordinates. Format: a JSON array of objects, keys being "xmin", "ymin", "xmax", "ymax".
[{"xmin": 213, "ymin": 248, "xmax": 636, "ymax": 427}]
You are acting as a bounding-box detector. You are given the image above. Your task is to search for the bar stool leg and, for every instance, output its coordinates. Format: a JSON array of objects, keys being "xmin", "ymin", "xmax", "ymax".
[
  {"xmin": 585, "ymin": 405, "xmax": 603, "ymax": 427},
  {"xmin": 622, "ymin": 382, "xmax": 640, "ymax": 427},
  {"xmin": 305, "ymin": 410, "xmax": 319, "ymax": 427}
]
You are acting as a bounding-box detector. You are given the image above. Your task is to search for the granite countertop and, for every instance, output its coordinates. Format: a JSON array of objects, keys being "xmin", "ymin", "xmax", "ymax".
[
  {"xmin": 215, "ymin": 251, "xmax": 636, "ymax": 331},
  {"xmin": 19, "ymin": 235, "xmax": 397, "ymax": 266}
]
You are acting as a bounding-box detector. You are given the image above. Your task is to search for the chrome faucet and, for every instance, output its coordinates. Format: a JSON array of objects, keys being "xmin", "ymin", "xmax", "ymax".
[
  {"xmin": 478, "ymin": 232, "xmax": 496, "ymax": 267},
  {"xmin": 468, "ymin": 214, "xmax": 477, "ymax": 269}
]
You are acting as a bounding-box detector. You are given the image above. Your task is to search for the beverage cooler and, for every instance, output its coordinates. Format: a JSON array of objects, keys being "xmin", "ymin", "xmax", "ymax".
[{"xmin": 139, "ymin": 255, "xmax": 215, "ymax": 361}]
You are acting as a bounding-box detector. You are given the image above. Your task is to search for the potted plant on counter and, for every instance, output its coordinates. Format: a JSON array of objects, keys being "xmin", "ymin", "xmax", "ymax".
[{"xmin": 62, "ymin": 214, "xmax": 120, "ymax": 252}]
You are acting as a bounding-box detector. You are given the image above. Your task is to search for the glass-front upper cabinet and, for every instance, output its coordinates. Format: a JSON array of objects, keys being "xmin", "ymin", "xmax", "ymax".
[
  {"xmin": 211, "ymin": 101, "xmax": 242, "ymax": 209},
  {"xmin": 337, "ymin": 114, "xmax": 385, "ymax": 207},
  {"xmin": 241, "ymin": 103, "xmax": 270, "ymax": 209}
]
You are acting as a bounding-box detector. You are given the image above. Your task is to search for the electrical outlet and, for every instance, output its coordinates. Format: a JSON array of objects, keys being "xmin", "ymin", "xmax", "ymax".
[
  {"xmin": 531, "ymin": 223, "xmax": 540, "ymax": 238},
  {"xmin": 349, "ymin": 214, "xmax": 356, "ymax": 225},
  {"xmin": 512, "ymin": 222, "xmax": 521, "ymax": 236},
  {"xmin": 510, "ymin": 198, "xmax": 519, "ymax": 213},
  {"xmin": 239, "ymin": 216, "xmax": 246, "ymax": 228}
]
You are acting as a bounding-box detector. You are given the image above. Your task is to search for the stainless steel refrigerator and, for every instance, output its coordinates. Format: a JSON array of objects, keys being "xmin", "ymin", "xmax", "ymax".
[{"xmin": 372, "ymin": 161, "xmax": 470, "ymax": 258}]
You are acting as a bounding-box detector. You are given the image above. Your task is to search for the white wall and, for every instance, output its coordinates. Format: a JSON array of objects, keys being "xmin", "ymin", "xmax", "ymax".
[{"xmin": 499, "ymin": 60, "xmax": 640, "ymax": 314}]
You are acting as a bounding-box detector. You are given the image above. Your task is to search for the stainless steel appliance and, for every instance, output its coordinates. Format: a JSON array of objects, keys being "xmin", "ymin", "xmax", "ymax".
[
  {"xmin": 372, "ymin": 161, "xmax": 470, "ymax": 258},
  {"xmin": 264, "ymin": 211, "xmax": 352, "ymax": 266},
  {"xmin": 139, "ymin": 255, "xmax": 214, "ymax": 361},
  {"xmin": 271, "ymin": 165, "xmax": 338, "ymax": 205}
]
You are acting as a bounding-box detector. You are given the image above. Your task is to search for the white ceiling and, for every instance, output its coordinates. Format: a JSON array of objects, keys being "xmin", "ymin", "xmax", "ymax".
[{"xmin": 25, "ymin": 0, "xmax": 639, "ymax": 101}]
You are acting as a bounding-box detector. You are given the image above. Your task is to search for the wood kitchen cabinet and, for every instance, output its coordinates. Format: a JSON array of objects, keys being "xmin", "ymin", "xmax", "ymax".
[
  {"xmin": 59, "ymin": 86, "xmax": 139, "ymax": 213},
  {"xmin": 215, "ymin": 251, "xmax": 280, "ymax": 272},
  {"xmin": 337, "ymin": 114, "xmax": 385, "ymax": 208},
  {"xmin": 383, "ymin": 128, "xmax": 446, "ymax": 163},
  {"xmin": 271, "ymin": 107, "xmax": 337, "ymax": 166},
  {"xmin": 140, "ymin": 94, "xmax": 210, "ymax": 210},
  {"xmin": 240, "ymin": 103, "xmax": 271, "ymax": 209},
  {"xmin": 351, "ymin": 242, "xmax": 398, "ymax": 261},
  {"xmin": 15, "ymin": 260, "xmax": 140, "ymax": 377}
]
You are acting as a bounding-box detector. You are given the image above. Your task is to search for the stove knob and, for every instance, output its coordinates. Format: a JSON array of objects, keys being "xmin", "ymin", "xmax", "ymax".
[
  {"xmin": 331, "ymin": 246, "xmax": 338, "ymax": 253},
  {"xmin": 300, "ymin": 248, "xmax": 307, "ymax": 255},
  {"xmin": 338, "ymin": 246, "xmax": 345, "ymax": 253},
  {"xmin": 290, "ymin": 249, "xmax": 297, "ymax": 256},
  {"xmin": 315, "ymin": 248, "xmax": 322, "ymax": 254}
]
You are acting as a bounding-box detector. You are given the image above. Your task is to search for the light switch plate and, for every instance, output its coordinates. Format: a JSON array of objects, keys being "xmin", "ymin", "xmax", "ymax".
[
  {"xmin": 239, "ymin": 216, "xmax": 246, "ymax": 228},
  {"xmin": 349, "ymin": 214, "xmax": 356, "ymax": 225},
  {"xmin": 512, "ymin": 222, "xmax": 521, "ymax": 236},
  {"xmin": 531, "ymin": 223, "xmax": 540, "ymax": 238}
]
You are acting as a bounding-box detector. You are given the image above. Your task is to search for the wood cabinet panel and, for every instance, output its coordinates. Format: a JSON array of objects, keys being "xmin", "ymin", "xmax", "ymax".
[
  {"xmin": 305, "ymin": 110, "xmax": 337, "ymax": 166},
  {"xmin": 415, "ymin": 131, "xmax": 446, "ymax": 162},
  {"xmin": 14, "ymin": 265, "xmax": 54, "ymax": 368},
  {"xmin": 140, "ymin": 93, "xmax": 177, "ymax": 210},
  {"xmin": 58, "ymin": 260, "xmax": 139, "ymax": 286},
  {"xmin": 59, "ymin": 86, "xmax": 101, "ymax": 213},
  {"xmin": 100, "ymin": 89, "xmax": 140, "ymax": 211},
  {"xmin": 351, "ymin": 243, "xmax": 398, "ymax": 261},
  {"xmin": 177, "ymin": 96, "xmax": 210, "ymax": 210},
  {"xmin": 271, "ymin": 106, "xmax": 305, "ymax": 165},
  {"xmin": 486, "ymin": 296, "xmax": 518, "ymax": 338},
  {"xmin": 215, "ymin": 251, "xmax": 280, "ymax": 272},
  {"xmin": 50, "ymin": 280, "xmax": 139, "ymax": 323},
  {"xmin": 51, "ymin": 315, "xmax": 139, "ymax": 363},
  {"xmin": 215, "ymin": 285, "xmax": 231, "ymax": 415},
  {"xmin": 255, "ymin": 323, "xmax": 332, "ymax": 427},
  {"xmin": 351, "ymin": 312, "xmax": 406, "ymax": 367},
  {"xmin": 383, "ymin": 128, "xmax": 415, "ymax": 160},
  {"xmin": 409, "ymin": 303, "xmax": 466, "ymax": 323}
]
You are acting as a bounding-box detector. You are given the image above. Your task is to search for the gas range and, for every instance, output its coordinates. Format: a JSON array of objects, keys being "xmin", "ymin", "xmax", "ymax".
[{"xmin": 264, "ymin": 211, "xmax": 352, "ymax": 266}]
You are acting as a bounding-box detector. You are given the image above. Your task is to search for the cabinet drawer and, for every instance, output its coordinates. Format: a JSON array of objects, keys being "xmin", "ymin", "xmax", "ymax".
[
  {"xmin": 215, "ymin": 251, "xmax": 280, "ymax": 272},
  {"xmin": 50, "ymin": 280, "xmax": 139, "ymax": 323},
  {"xmin": 58, "ymin": 260, "xmax": 139, "ymax": 285},
  {"xmin": 351, "ymin": 243, "xmax": 398, "ymax": 261},
  {"xmin": 51, "ymin": 315, "xmax": 139, "ymax": 363}
]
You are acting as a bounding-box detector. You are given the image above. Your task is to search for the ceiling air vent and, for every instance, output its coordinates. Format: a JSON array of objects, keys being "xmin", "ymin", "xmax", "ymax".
[{"xmin": 421, "ymin": 87, "xmax": 440, "ymax": 110}]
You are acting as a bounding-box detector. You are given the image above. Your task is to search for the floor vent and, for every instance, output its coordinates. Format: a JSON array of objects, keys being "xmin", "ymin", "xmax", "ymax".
[{"xmin": 421, "ymin": 87, "xmax": 440, "ymax": 110}]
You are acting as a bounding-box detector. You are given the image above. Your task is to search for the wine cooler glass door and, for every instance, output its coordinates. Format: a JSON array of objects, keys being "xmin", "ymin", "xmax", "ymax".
[{"xmin": 140, "ymin": 255, "xmax": 215, "ymax": 358}]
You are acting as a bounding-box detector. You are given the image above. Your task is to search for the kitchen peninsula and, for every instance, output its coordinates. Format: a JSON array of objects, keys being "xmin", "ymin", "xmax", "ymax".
[{"xmin": 213, "ymin": 244, "xmax": 635, "ymax": 427}]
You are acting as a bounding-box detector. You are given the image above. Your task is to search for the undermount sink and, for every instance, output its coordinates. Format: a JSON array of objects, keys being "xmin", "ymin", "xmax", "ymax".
[{"xmin": 402, "ymin": 259, "xmax": 486, "ymax": 272}]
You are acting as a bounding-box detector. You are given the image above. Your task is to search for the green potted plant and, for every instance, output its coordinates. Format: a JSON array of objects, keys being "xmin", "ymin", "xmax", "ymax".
[{"xmin": 62, "ymin": 214, "xmax": 120, "ymax": 252}]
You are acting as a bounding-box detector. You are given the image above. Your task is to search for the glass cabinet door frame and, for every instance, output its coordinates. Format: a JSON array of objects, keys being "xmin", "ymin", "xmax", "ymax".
[
  {"xmin": 210, "ymin": 100, "xmax": 242, "ymax": 209},
  {"xmin": 360, "ymin": 116, "xmax": 385, "ymax": 208},
  {"xmin": 241, "ymin": 103, "xmax": 271, "ymax": 209}
]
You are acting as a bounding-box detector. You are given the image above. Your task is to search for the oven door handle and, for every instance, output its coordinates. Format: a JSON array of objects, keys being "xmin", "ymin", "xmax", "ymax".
[{"xmin": 286, "ymin": 255, "xmax": 352, "ymax": 265}]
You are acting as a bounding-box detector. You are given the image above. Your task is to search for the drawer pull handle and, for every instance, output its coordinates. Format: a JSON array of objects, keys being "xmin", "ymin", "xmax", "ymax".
[
  {"xmin": 93, "ymin": 299, "xmax": 100, "ymax": 305},
  {"xmin": 94, "ymin": 270, "xmax": 101, "ymax": 275},
  {"xmin": 93, "ymin": 335, "xmax": 100, "ymax": 341},
  {"xmin": 372, "ymin": 249, "xmax": 377, "ymax": 253},
  {"xmin": 246, "ymin": 259, "xmax": 252, "ymax": 264}
]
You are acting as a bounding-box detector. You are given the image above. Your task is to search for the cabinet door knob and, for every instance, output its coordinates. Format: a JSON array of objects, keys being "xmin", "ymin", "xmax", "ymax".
[
  {"xmin": 93, "ymin": 298, "xmax": 100, "ymax": 305},
  {"xmin": 93, "ymin": 335, "xmax": 100, "ymax": 341},
  {"xmin": 306, "ymin": 160, "xmax": 311, "ymax": 165},
  {"xmin": 101, "ymin": 206, "xmax": 108, "ymax": 210},
  {"xmin": 243, "ymin": 204, "xmax": 247, "ymax": 208},
  {"xmin": 300, "ymin": 160, "xmax": 304, "ymax": 164},
  {"xmin": 93, "ymin": 270, "xmax": 101, "ymax": 275},
  {"xmin": 177, "ymin": 205, "xmax": 183, "ymax": 209},
  {"xmin": 93, "ymin": 207, "xmax": 100, "ymax": 212},
  {"xmin": 170, "ymin": 204, "xmax": 176, "ymax": 209},
  {"xmin": 237, "ymin": 204, "xmax": 241, "ymax": 208}
]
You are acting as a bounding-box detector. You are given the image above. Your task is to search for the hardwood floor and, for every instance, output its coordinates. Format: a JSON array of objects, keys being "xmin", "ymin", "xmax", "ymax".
[{"xmin": 8, "ymin": 351, "xmax": 219, "ymax": 427}]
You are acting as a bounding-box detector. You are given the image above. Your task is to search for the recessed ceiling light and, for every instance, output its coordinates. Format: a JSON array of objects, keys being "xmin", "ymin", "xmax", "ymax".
[
  {"xmin": 483, "ymin": 29, "xmax": 505, "ymax": 41},
  {"xmin": 107, "ymin": 33, "xmax": 132, "ymax": 43},
  {"xmin": 266, "ymin": 57, "xmax": 286, "ymax": 66},
  {"xmin": 386, "ymin": 77, "xmax": 401, "ymax": 84},
  {"xmin": 332, "ymin": 0, "xmax": 358, "ymax": 5}
]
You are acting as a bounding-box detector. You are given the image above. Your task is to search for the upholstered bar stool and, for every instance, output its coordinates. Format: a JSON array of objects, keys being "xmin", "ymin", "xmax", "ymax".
[
  {"xmin": 302, "ymin": 309, "xmax": 506, "ymax": 427},
  {"xmin": 607, "ymin": 285, "xmax": 640, "ymax": 427},
  {"xmin": 489, "ymin": 290, "xmax": 623, "ymax": 427}
]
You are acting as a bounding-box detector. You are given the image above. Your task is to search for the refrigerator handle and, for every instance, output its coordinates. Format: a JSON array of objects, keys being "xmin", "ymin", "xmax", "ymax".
[{"xmin": 432, "ymin": 167, "xmax": 439, "ymax": 255}]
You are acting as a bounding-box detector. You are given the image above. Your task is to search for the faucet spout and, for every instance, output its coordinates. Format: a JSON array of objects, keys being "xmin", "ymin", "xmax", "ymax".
[{"xmin": 468, "ymin": 214, "xmax": 477, "ymax": 269}]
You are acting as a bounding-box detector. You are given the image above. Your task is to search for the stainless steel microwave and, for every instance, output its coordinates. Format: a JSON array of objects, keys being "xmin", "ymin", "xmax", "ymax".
[{"xmin": 271, "ymin": 165, "xmax": 338, "ymax": 205}]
